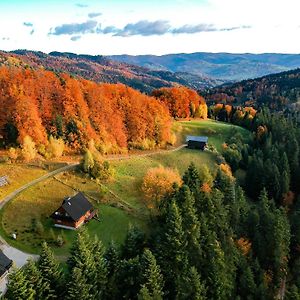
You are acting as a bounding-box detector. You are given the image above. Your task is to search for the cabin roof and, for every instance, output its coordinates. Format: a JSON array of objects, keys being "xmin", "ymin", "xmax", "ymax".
[
  {"xmin": 186, "ymin": 136, "xmax": 208, "ymax": 143},
  {"xmin": 0, "ymin": 250, "xmax": 13, "ymax": 276},
  {"xmin": 60, "ymin": 192, "xmax": 93, "ymax": 221}
]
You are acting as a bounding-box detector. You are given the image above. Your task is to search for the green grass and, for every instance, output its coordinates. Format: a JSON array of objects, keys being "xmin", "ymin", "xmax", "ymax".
[
  {"xmin": 106, "ymin": 148, "xmax": 216, "ymax": 209},
  {"xmin": 105, "ymin": 119, "xmax": 251, "ymax": 209},
  {"xmin": 0, "ymin": 174, "xmax": 143, "ymax": 255},
  {"xmin": 0, "ymin": 164, "xmax": 48, "ymax": 200},
  {"xmin": 174, "ymin": 119, "xmax": 250, "ymax": 151},
  {"xmin": 0, "ymin": 120, "xmax": 251, "ymax": 256}
]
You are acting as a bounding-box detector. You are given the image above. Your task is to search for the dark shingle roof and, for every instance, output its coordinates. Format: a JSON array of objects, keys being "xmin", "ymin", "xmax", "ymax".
[
  {"xmin": 186, "ymin": 136, "xmax": 208, "ymax": 143},
  {"xmin": 61, "ymin": 193, "xmax": 93, "ymax": 221},
  {"xmin": 0, "ymin": 251, "xmax": 13, "ymax": 276}
]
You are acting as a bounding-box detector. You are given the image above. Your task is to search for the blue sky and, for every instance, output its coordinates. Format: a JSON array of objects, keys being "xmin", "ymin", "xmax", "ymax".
[{"xmin": 0, "ymin": 0, "xmax": 299, "ymax": 55}]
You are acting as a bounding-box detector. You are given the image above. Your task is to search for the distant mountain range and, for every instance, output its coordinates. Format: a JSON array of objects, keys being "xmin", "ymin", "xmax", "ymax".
[
  {"xmin": 109, "ymin": 52, "xmax": 300, "ymax": 82},
  {"xmin": 202, "ymin": 68, "xmax": 300, "ymax": 110},
  {"xmin": 0, "ymin": 50, "xmax": 223, "ymax": 92}
]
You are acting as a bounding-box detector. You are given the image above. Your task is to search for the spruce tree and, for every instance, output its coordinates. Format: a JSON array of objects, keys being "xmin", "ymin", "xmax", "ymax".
[
  {"xmin": 5, "ymin": 267, "xmax": 35, "ymax": 300},
  {"xmin": 65, "ymin": 267, "xmax": 92, "ymax": 300},
  {"xmin": 182, "ymin": 163, "xmax": 200, "ymax": 194},
  {"xmin": 162, "ymin": 200, "xmax": 189, "ymax": 298},
  {"xmin": 91, "ymin": 236, "xmax": 108, "ymax": 299},
  {"xmin": 38, "ymin": 242, "xmax": 62, "ymax": 296},
  {"xmin": 105, "ymin": 241, "xmax": 120, "ymax": 298},
  {"xmin": 122, "ymin": 225, "xmax": 146, "ymax": 259},
  {"xmin": 25, "ymin": 259, "xmax": 54, "ymax": 300},
  {"xmin": 179, "ymin": 185, "xmax": 202, "ymax": 266},
  {"xmin": 140, "ymin": 249, "xmax": 164, "ymax": 300},
  {"xmin": 185, "ymin": 266, "xmax": 206, "ymax": 300}
]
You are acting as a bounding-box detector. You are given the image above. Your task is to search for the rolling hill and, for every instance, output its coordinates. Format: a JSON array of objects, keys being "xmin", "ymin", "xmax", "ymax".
[
  {"xmin": 0, "ymin": 50, "xmax": 221, "ymax": 92},
  {"xmin": 109, "ymin": 52, "xmax": 300, "ymax": 81},
  {"xmin": 202, "ymin": 68, "xmax": 300, "ymax": 110}
]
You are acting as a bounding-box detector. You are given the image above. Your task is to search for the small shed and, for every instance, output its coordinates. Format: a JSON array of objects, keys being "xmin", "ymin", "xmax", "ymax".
[
  {"xmin": 186, "ymin": 136, "xmax": 208, "ymax": 150},
  {"xmin": 0, "ymin": 251, "xmax": 13, "ymax": 279},
  {"xmin": 51, "ymin": 193, "xmax": 97, "ymax": 230}
]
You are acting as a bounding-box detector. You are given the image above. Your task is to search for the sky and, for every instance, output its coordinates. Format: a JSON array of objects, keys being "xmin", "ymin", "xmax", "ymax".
[{"xmin": 0, "ymin": 0, "xmax": 299, "ymax": 55}]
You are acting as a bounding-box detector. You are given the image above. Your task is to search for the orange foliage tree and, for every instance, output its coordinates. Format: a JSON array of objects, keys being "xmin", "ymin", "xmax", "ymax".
[
  {"xmin": 152, "ymin": 86, "xmax": 207, "ymax": 119},
  {"xmin": 0, "ymin": 66, "xmax": 173, "ymax": 152},
  {"xmin": 141, "ymin": 166, "xmax": 182, "ymax": 209}
]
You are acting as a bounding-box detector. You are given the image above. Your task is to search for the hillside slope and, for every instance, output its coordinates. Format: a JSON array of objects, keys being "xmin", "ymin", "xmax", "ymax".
[
  {"xmin": 109, "ymin": 52, "xmax": 300, "ymax": 81},
  {"xmin": 203, "ymin": 68, "xmax": 300, "ymax": 110},
  {"xmin": 0, "ymin": 50, "xmax": 220, "ymax": 92}
]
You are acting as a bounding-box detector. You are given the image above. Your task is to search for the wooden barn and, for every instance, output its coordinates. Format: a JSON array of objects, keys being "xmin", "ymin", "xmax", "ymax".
[
  {"xmin": 51, "ymin": 193, "xmax": 97, "ymax": 230},
  {"xmin": 0, "ymin": 250, "xmax": 13, "ymax": 279},
  {"xmin": 186, "ymin": 136, "xmax": 208, "ymax": 150}
]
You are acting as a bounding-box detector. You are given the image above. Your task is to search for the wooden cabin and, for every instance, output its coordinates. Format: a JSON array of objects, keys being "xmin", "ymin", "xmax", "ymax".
[
  {"xmin": 186, "ymin": 136, "xmax": 208, "ymax": 150},
  {"xmin": 51, "ymin": 193, "xmax": 97, "ymax": 230},
  {"xmin": 0, "ymin": 251, "xmax": 13, "ymax": 279}
]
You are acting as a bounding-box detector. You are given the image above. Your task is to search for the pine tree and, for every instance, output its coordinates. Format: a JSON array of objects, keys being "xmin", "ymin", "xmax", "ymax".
[
  {"xmin": 91, "ymin": 236, "xmax": 108, "ymax": 298},
  {"xmin": 179, "ymin": 185, "xmax": 202, "ymax": 266},
  {"xmin": 122, "ymin": 225, "xmax": 146, "ymax": 259},
  {"xmin": 182, "ymin": 163, "xmax": 200, "ymax": 194},
  {"xmin": 162, "ymin": 200, "xmax": 189, "ymax": 298},
  {"xmin": 24, "ymin": 259, "xmax": 54, "ymax": 300},
  {"xmin": 65, "ymin": 267, "xmax": 92, "ymax": 300},
  {"xmin": 105, "ymin": 241, "xmax": 120, "ymax": 298},
  {"xmin": 185, "ymin": 267, "xmax": 206, "ymax": 300},
  {"xmin": 286, "ymin": 285, "xmax": 300, "ymax": 300},
  {"xmin": 38, "ymin": 242, "xmax": 62, "ymax": 296},
  {"xmin": 140, "ymin": 249, "xmax": 164, "ymax": 300},
  {"xmin": 5, "ymin": 267, "xmax": 35, "ymax": 300},
  {"xmin": 138, "ymin": 285, "xmax": 152, "ymax": 300},
  {"xmin": 68, "ymin": 229, "xmax": 96, "ymax": 294}
]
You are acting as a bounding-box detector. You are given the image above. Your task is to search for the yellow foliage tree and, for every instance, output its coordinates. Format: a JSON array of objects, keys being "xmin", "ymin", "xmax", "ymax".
[
  {"xmin": 141, "ymin": 166, "xmax": 182, "ymax": 209},
  {"xmin": 47, "ymin": 136, "xmax": 65, "ymax": 158},
  {"xmin": 21, "ymin": 135, "xmax": 37, "ymax": 162}
]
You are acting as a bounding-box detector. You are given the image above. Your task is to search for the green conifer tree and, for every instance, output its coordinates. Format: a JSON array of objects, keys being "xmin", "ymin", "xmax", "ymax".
[
  {"xmin": 38, "ymin": 242, "xmax": 62, "ymax": 296},
  {"xmin": 5, "ymin": 267, "xmax": 35, "ymax": 300},
  {"xmin": 65, "ymin": 267, "xmax": 92, "ymax": 300},
  {"xmin": 140, "ymin": 249, "xmax": 164, "ymax": 300}
]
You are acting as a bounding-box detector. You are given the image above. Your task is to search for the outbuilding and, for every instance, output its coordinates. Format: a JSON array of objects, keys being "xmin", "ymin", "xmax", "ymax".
[{"xmin": 186, "ymin": 136, "xmax": 208, "ymax": 150}]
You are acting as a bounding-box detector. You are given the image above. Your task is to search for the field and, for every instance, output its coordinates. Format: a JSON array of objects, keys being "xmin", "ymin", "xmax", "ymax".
[
  {"xmin": 0, "ymin": 164, "xmax": 48, "ymax": 200},
  {"xmin": 0, "ymin": 120, "xmax": 250, "ymax": 255}
]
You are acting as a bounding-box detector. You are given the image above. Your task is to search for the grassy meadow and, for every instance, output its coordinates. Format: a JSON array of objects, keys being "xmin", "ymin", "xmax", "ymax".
[{"xmin": 0, "ymin": 119, "xmax": 251, "ymax": 255}]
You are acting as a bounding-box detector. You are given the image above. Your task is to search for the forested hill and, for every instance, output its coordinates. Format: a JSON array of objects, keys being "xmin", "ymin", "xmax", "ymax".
[
  {"xmin": 0, "ymin": 50, "xmax": 221, "ymax": 93},
  {"xmin": 109, "ymin": 52, "xmax": 300, "ymax": 81},
  {"xmin": 203, "ymin": 68, "xmax": 300, "ymax": 110}
]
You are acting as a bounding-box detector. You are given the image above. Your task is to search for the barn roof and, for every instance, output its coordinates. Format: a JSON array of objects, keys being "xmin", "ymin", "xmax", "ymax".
[
  {"xmin": 61, "ymin": 193, "xmax": 93, "ymax": 221},
  {"xmin": 0, "ymin": 250, "xmax": 13, "ymax": 276},
  {"xmin": 186, "ymin": 136, "xmax": 208, "ymax": 143}
]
